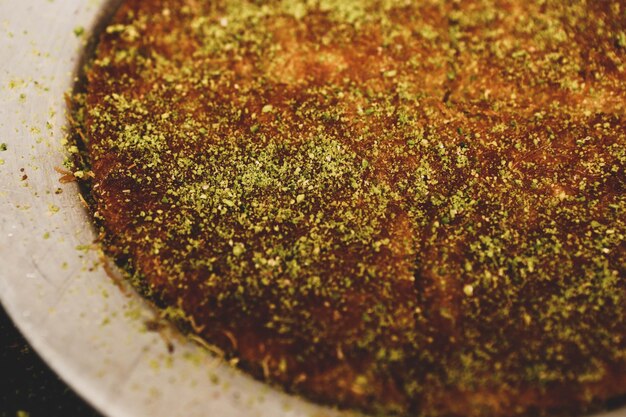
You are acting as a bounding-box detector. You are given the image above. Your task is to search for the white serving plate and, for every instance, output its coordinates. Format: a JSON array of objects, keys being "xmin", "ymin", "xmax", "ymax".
[{"xmin": 0, "ymin": 1, "xmax": 623, "ymax": 417}]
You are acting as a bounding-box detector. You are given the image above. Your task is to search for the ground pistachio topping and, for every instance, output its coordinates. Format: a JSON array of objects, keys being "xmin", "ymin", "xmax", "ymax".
[{"xmin": 70, "ymin": 0, "xmax": 625, "ymax": 415}]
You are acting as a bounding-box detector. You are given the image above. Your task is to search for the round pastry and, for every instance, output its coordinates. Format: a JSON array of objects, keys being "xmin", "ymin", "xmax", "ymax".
[{"xmin": 74, "ymin": 0, "xmax": 626, "ymax": 415}]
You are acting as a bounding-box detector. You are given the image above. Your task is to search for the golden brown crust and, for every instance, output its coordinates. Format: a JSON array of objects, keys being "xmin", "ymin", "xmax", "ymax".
[{"xmin": 75, "ymin": 0, "xmax": 626, "ymax": 415}]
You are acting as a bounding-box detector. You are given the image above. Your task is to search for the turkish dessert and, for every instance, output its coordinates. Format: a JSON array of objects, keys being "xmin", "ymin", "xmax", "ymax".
[{"xmin": 71, "ymin": 0, "xmax": 626, "ymax": 415}]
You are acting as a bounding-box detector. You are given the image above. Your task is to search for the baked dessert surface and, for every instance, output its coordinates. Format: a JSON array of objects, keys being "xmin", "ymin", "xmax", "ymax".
[{"xmin": 77, "ymin": 0, "xmax": 626, "ymax": 415}]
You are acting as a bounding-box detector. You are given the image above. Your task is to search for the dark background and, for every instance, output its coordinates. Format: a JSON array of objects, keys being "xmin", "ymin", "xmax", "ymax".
[{"xmin": 0, "ymin": 303, "xmax": 101, "ymax": 417}]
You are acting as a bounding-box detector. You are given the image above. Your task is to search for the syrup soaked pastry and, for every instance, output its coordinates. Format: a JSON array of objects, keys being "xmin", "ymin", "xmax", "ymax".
[{"xmin": 75, "ymin": 0, "xmax": 626, "ymax": 415}]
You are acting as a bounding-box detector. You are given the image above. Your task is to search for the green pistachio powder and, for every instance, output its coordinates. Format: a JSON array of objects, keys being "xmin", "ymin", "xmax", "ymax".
[{"xmin": 70, "ymin": 0, "xmax": 626, "ymax": 412}]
